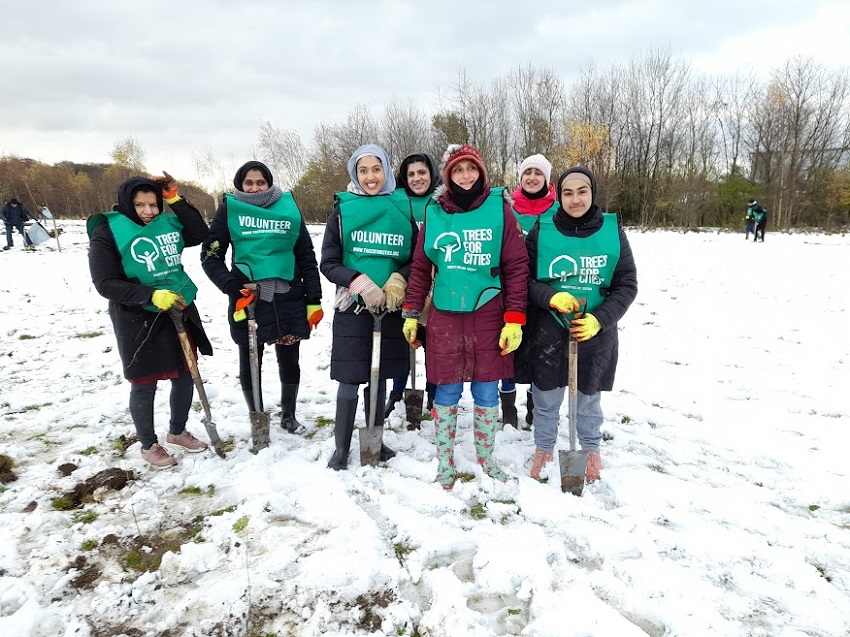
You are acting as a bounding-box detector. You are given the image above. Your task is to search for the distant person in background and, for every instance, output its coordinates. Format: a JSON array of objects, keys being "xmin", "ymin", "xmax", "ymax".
[
  {"xmin": 201, "ymin": 160, "xmax": 323, "ymax": 447},
  {"xmin": 384, "ymin": 153, "xmax": 442, "ymax": 417},
  {"xmin": 751, "ymin": 201, "xmax": 768, "ymax": 242},
  {"xmin": 1, "ymin": 198, "xmax": 36, "ymax": 250},
  {"xmin": 88, "ymin": 173, "xmax": 212, "ymax": 469},
  {"xmin": 744, "ymin": 201, "xmax": 757, "ymax": 240}
]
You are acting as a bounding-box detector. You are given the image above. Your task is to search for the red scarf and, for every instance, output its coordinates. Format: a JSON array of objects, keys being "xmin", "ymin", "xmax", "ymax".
[{"xmin": 511, "ymin": 183, "xmax": 556, "ymax": 216}]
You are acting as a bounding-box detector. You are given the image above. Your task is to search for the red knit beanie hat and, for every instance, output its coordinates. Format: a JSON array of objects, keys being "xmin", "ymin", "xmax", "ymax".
[{"xmin": 441, "ymin": 144, "xmax": 487, "ymax": 186}]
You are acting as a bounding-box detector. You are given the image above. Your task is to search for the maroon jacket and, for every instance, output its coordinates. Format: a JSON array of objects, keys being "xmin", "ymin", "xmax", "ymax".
[{"xmin": 404, "ymin": 187, "xmax": 529, "ymax": 385}]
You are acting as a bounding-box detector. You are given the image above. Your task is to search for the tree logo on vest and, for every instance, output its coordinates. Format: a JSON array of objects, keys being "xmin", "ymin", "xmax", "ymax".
[
  {"xmin": 434, "ymin": 232, "xmax": 462, "ymax": 263},
  {"xmin": 131, "ymin": 237, "xmax": 160, "ymax": 272},
  {"xmin": 549, "ymin": 255, "xmax": 578, "ymax": 282}
]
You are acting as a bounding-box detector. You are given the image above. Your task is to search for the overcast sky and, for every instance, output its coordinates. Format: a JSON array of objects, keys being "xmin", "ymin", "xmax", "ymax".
[{"xmin": 2, "ymin": 0, "xmax": 849, "ymax": 187}]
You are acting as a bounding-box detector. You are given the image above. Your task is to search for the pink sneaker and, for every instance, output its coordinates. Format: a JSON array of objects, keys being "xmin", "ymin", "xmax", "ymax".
[
  {"xmin": 141, "ymin": 443, "xmax": 177, "ymax": 469},
  {"xmin": 165, "ymin": 430, "xmax": 209, "ymax": 453},
  {"xmin": 585, "ymin": 452, "xmax": 603, "ymax": 482},
  {"xmin": 530, "ymin": 449, "xmax": 554, "ymax": 480}
]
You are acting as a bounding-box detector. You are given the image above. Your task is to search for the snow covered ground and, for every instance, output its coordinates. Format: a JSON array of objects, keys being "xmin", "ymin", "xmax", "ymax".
[{"xmin": 0, "ymin": 221, "xmax": 848, "ymax": 637}]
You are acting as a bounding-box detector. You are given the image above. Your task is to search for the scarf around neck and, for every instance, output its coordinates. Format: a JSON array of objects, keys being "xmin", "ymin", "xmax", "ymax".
[{"xmin": 233, "ymin": 185, "xmax": 283, "ymax": 209}]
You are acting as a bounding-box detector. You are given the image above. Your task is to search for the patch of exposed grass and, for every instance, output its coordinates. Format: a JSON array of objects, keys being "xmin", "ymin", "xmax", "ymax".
[
  {"xmin": 621, "ymin": 415, "xmax": 632, "ymax": 424},
  {"xmin": 469, "ymin": 503, "xmax": 487, "ymax": 520},
  {"xmin": 72, "ymin": 509, "xmax": 99, "ymax": 524},
  {"xmin": 210, "ymin": 505, "xmax": 237, "ymax": 517},
  {"xmin": 232, "ymin": 515, "xmax": 249, "ymax": 532},
  {"xmin": 18, "ymin": 334, "xmax": 36, "ymax": 340},
  {"xmin": 809, "ymin": 504, "xmax": 820, "ymax": 511},
  {"xmin": 51, "ymin": 495, "xmax": 76, "ymax": 510},
  {"xmin": 507, "ymin": 608, "xmax": 522, "ymax": 616},
  {"xmin": 80, "ymin": 539, "xmax": 99, "ymax": 551},
  {"xmin": 455, "ymin": 472, "xmax": 475, "ymax": 483},
  {"xmin": 23, "ymin": 403, "xmax": 52, "ymax": 412},
  {"xmin": 315, "ymin": 416, "xmax": 333, "ymax": 428},
  {"xmin": 179, "ymin": 486, "xmax": 203, "ymax": 495},
  {"xmin": 79, "ymin": 446, "xmax": 98, "ymax": 456},
  {"xmin": 648, "ymin": 463, "xmax": 666, "ymax": 474},
  {"xmin": 305, "ymin": 430, "xmax": 316, "ymax": 439},
  {"xmin": 110, "ymin": 434, "xmax": 138, "ymax": 456},
  {"xmin": 393, "ymin": 542, "xmax": 413, "ymax": 563},
  {"xmin": 220, "ymin": 438, "xmax": 236, "ymax": 453},
  {"xmin": 74, "ymin": 331, "xmax": 103, "ymax": 339}
]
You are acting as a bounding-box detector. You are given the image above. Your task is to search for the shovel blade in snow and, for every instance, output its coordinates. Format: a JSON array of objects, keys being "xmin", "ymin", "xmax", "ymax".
[
  {"xmin": 250, "ymin": 411, "xmax": 270, "ymax": 452},
  {"xmin": 359, "ymin": 425, "xmax": 383, "ymax": 467},
  {"xmin": 404, "ymin": 389, "xmax": 423, "ymax": 430},
  {"xmin": 559, "ymin": 449, "xmax": 587, "ymax": 496}
]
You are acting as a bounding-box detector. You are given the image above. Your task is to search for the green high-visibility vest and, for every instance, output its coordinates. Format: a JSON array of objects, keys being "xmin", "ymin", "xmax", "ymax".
[
  {"xmin": 338, "ymin": 190, "xmax": 413, "ymax": 288},
  {"xmin": 408, "ymin": 193, "xmax": 435, "ymax": 225},
  {"xmin": 103, "ymin": 211, "xmax": 197, "ymax": 312},
  {"xmin": 226, "ymin": 193, "xmax": 302, "ymax": 281},
  {"xmin": 424, "ymin": 189, "xmax": 505, "ymax": 313},
  {"xmin": 536, "ymin": 212, "xmax": 619, "ymax": 320},
  {"xmin": 514, "ymin": 201, "xmax": 558, "ymax": 236}
]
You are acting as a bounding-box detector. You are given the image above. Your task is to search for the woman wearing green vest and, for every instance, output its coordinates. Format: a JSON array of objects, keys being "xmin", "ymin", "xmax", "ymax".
[
  {"xmin": 383, "ymin": 153, "xmax": 442, "ymax": 417},
  {"xmin": 201, "ymin": 161, "xmax": 322, "ymax": 444},
  {"xmin": 501, "ymin": 153, "xmax": 558, "ymax": 429},
  {"xmin": 401, "ymin": 144, "xmax": 529, "ymax": 490},
  {"xmin": 320, "ymin": 144, "xmax": 418, "ymax": 470},
  {"xmin": 514, "ymin": 167, "xmax": 637, "ymax": 482},
  {"xmin": 88, "ymin": 174, "xmax": 213, "ymax": 469}
]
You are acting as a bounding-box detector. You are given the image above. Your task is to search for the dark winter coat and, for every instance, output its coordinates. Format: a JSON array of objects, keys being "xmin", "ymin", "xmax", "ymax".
[
  {"xmin": 1, "ymin": 201, "xmax": 34, "ymax": 225},
  {"xmin": 514, "ymin": 205, "xmax": 637, "ymax": 394},
  {"xmin": 88, "ymin": 181, "xmax": 212, "ymax": 381},
  {"xmin": 320, "ymin": 203, "xmax": 418, "ymax": 384},
  {"xmin": 200, "ymin": 196, "xmax": 322, "ymax": 346},
  {"xmin": 404, "ymin": 187, "xmax": 529, "ymax": 385}
]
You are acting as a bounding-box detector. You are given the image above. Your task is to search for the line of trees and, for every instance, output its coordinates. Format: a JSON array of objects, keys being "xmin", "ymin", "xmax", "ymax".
[{"xmin": 3, "ymin": 51, "xmax": 849, "ymax": 230}]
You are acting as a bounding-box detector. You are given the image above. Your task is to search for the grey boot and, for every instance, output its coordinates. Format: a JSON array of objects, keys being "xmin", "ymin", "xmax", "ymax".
[
  {"xmin": 500, "ymin": 390, "xmax": 518, "ymax": 428},
  {"xmin": 280, "ymin": 384, "xmax": 305, "ymax": 434},
  {"xmin": 328, "ymin": 395, "xmax": 357, "ymax": 470},
  {"xmin": 364, "ymin": 387, "xmax": 397, "ymax": 461}
]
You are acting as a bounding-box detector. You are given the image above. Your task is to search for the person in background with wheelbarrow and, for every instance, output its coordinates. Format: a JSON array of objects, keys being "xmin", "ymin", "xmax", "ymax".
[
  {"xmin": 383, "ymin": 152, "xmax": 442, "ymax": 418},
  {"xmin": 320, "ymin": 144, "xmax": 417, "ymax": 470},
  {"xmin": 401, "ymin": 144, "xmax": 529, "ymax": 490},
  {"xmin": 201, "ymin": 161, "xmax": 323, "ymax": 446},
  {"xmin": 88, "ymin": 174, "xmax": 213, "ymax": 469},
  {"xmin": 1, "ymin": 198, "xmax": 37, "ymax": 250},
  {"xmin": 514, "ymin": 167, "xmax": 637, "ymax": 482}
]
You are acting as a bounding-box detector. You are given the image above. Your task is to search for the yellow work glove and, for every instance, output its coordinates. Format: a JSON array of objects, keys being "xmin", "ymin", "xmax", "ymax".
[
  {"xmin": 151, "ymin": 289, "xmax": 185, "ymax": 311},
  {"xmin": 549, "ymin": 291, "xmax": 580, "ymax": 314},
  {"xmin": 499, "ymin": 323, "xmax": 522, "ymax": 356},
  {"xmin": 570, "ymin": 313, "xmax": 601, "ymax": 342},
  {"xmin": 382, "ymin": 272, "xmax": 407, "ymax": 311},
  {"xmin": 402, "ymin": 317, "xmax": 419, "ymax": 344},
  {"xmin": 307, "ymin": 304, "xmax": 324, "ymax": 331}
]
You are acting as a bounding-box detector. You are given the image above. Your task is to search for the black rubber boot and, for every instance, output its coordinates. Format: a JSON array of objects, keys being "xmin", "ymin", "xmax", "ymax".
[
  {"xmin": 426, "ymin": 389, "xmax": 435, "ymax": 412},
  {"xmin": 500, "ymin": 390, "xmax": 518, "ymax": 428},
  {"xmin": 525, "ymin": 390, "xmax": 534, "ymax": 429},
  {"xmin": 364, "ymin": 387, "xmax": 397, "ymax": 461},
  {"xmin": 384, "ymin": 390, "xmax": 404, "ymax": 419},
  {"xmin": 280, "ymin": 384, "xmax": 305, "ymax": 434},
  {"xmin": 328, "ymin": 395, "xmax": 357, "ymax": 471}
]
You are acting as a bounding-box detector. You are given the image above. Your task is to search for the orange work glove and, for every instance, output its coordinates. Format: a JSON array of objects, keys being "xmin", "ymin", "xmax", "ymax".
[
  {"xmin": 307, "ymin": 304, "xmax": 324, "ymax": 330},
  {"xmin": 232, "ymin": 289, "xmax": 256, "ymax": 322},
  {"xmin": 153, "ymin": 170, "xmax": 179, "ymax": 201}
]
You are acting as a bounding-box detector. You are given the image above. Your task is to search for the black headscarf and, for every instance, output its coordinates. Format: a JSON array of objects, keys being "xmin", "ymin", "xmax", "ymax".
[
  {"xmin": 233, "ymin": 161, "xmax": 274, "ymax": 191},
  {"xmin": 556, "ymin": 166, "xmax": 599, "ymax": 227},
  {"xmin": 116, "ymin": 177, "xmax": 162, "ymax": 226},
  {"xmin": 396, "ymin": 153, "xmax": 441, "ymax": 197}
]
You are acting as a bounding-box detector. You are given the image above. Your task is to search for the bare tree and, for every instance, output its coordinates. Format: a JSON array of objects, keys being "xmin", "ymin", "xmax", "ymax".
[{"xmin": 256, "ymin": 119, "xmax": 308, "ymax": 190}]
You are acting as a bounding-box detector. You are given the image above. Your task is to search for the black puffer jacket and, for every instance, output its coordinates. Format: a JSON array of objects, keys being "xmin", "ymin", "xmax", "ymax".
[
  {"xmin": 514, "ymin": 205, "xmax": 637, "ymax": 393},
  {"xmin": 88, "ymin": 178, "xmax": 212, "ymax": 381},
  {"xmin": 200, "ymin": 196, "xmax": 322, "ymax": 346},
  {"xmin": 320, "ymin": 203, "xmax": 417, "ymax": 384}
]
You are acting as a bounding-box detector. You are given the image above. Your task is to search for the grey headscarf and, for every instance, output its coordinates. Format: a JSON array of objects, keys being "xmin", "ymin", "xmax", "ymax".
[{"xmin": 345, "ymin": 144, "xmax": 395, "ymax": 195}]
